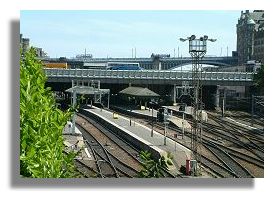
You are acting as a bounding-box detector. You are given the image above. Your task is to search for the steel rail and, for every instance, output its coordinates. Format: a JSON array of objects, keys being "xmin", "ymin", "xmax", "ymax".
[
  {"xmin": 76, "ymin": 123, "xmax": 120, "ymax": 178},
  {"xmin": 78, "ymin": 111, "xmax": 176, "ymax": 178}
]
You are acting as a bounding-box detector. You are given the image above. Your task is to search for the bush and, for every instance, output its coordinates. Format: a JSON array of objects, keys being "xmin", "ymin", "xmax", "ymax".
[
  {"xmin": 138, "ymin": 150, "xmax": 173, "ymax": 178},
  {"xmin": 20, "ymin": 48, "xmax": 77, "ymax": 178}
]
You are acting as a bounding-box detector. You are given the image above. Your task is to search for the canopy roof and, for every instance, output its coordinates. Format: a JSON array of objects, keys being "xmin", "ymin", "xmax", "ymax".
[
  {"xmin": 119, "ymin": 86, "xmax": 160, "ymax": 98},
  {"xmin": 65, "ymin": 86, "xmax": 110, "ymax": 95}
]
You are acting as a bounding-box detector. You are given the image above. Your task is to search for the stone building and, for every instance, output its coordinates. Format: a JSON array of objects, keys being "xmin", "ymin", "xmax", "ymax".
[
  {"xmin": 236, "ymin": 10, "xmax": 264, "ymax": 65},
  {"xmin": 253, "ymin": 22, "xmax": 264, "ymax": 64},
  {"xmin": 20, "ymin": 33, "xmax": 47, "ymax": 58},
  {"xmin": 20, "ymin": 34, "xmax": 30, "ymax": 54}
]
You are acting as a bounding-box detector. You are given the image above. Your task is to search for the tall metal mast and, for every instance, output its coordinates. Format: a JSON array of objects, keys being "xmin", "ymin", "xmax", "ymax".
[{"xmin": 180, "ymin": 35, "xmax": 216, "ymax": 175}]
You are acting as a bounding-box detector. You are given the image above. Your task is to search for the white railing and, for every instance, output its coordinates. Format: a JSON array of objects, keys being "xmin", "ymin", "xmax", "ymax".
[{"xmin": 44, "ymin": 68, "xmax": 253, "ymax": 82}]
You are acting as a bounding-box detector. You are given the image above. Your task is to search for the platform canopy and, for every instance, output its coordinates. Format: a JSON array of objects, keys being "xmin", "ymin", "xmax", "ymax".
[
  {"xmin": 119, "ymin": 86, "xmax": 160, "ymax": 99},
  {"xmin": 65, "ymin": 86, "xmax": 110, "ymax": 95}
]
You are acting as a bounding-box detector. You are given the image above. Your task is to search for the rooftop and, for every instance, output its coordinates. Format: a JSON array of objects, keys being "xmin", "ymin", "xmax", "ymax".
[{"xmin": 119, "ymin": 86, "xmax": 160, "ymax": 98}]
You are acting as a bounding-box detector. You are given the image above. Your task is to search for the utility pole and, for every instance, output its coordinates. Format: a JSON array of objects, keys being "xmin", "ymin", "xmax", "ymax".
[
  {"xmin": 220, "ymin": 47, "xmax": 222, "ymax": 56},
  {"xmin": 72, "ymin": 89, "xmax": 76, "ymax": 134},
  {"xmin": 182, "ymin": 112, "xmax": 185, "ymax": 139},
  {"xmin": 251, "ymin": 95, "xmax": 254, "ymax": 126},
  {"xmin": 151, "ymin": 106, "xmax": 154, "ymax": 137},
  {"xmin": 180, "ymin": 35, "xmax": 216, "ymax": 175},
  {"xmin": 164, "ymin": 122, "xmax": 167, "ymax": 145},
  {"xmin": 174, "ymin": 48, "xmax": 176, "ymax": 58},
  {"xmin": 222, "ymin": 88, "xmax": 226, "ymax": 117}
]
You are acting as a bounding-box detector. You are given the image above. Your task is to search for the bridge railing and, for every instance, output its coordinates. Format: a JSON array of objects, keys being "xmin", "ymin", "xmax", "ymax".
[{"xmin": 44, "ymin": 68, "xmax": 253, "ymax": 82}]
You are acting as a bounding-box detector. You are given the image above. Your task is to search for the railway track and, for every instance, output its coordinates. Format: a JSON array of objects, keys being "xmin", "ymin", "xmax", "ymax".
[
  {"xmin": 106, "ymin": 108, "xmax": 239, "ymax": 177},
  {"xmin": 109, "ymin": 106, "xmax": 264, "ymax": 177},
  {"xmin": 77, "ymin": 111, "xmax": 176, "ymax": 178},
  {"xmin": 207, "ymin": 114, "xmax": 264, "ymax": 160},
  {"xmin": 151, "ymin": 124, "xmax": 240, "ymax": 177},
  {"xmin": 63, "ymin": 150, "xmax": 97, "ymax": 178},
  {"xmin": 76, "ymin": 120, "xmax": 140, "ymax": 178},
  {"xmin": 226, "ymin": 111, "xmax": 264, "ymax": 127},
  {"xmin": 74, "ymin": 158, "xmax": 98, "ymax": 178},
  {"xmin": 177, "ymin": 112, "xmax": 264, "ymax": 161},
  {"xmin": 202, "ymin": 135, "xmax": 264, "ymax": 168},
  {"xmin": 203, "ymin": 141, "xmax": 254, "ymax": 178},
  {"xmin": 77, "ymin": 110, "xmax": 176, "ymax": 178},
  {"xmin": 183, "ymin": 112, "xmax": 264, "ymax": 149},
  {"xmin": 201, "ymin": 156, "xmax": 238, "ymax": 178},
  {"xmin": 168, "ymin": 115, "xmax": 264, "ymax": 168},
  {"xmin": 154, "ymin": 122, "xmax": 256, "ymax": 177},
  {"xmin": 85, "ymin": 138, "xmax": 139, "ymax": 178},
  {"xmin": 203, "ymin": 120, "xmax": 264, "ymax": 143},
  {"xmin": 233, "ymin": 116, "xmax": 264, "ymax": 127},
  {"xmin": 223, "ymin": 119, "xmax": 264, "ymax": 144},
  {"xmin": 208, "ymin": 112, "xmax": 264, "ymax": 137},
  {"xmin": 148, "ymin": 123, "xmax": 239, "ymax": 178},
  {"xmin": 202, "ymin": 122, "xmax": 264, "ymax": 160},
  {"xmin": 77, "ymin": 112, "xmax": 142, "ymax": 162}
]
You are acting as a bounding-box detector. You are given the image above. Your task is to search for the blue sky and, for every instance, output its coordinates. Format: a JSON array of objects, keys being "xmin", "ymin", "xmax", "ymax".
[{"xmin": 20, "ymin": 10, "xmax": 240, "ymax": 58}]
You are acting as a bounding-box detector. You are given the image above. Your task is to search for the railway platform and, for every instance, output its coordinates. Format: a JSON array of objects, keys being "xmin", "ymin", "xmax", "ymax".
[
  {"xmin": 111, "ymin": 105, "xmax": 191, "ymax": 129},
  {"xmin": 112, "ymin": 105, "xmax": 190, "ymax": 117},
  {"xmin": 131, "ymin": 108, "xmax": 158, "ymax": 118},
  {"xmin": 82, "ymin": 106, "xmax": 192, "ymax": 174}
]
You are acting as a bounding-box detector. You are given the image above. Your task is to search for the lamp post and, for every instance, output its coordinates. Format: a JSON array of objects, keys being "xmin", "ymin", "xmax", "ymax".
[
  {"xmin": 251, "ymin": 95, "xmax": 254, "ymax": 127},
  {"xmin": 164, "ymin": 122, "xmax": 167, "ymax": 145},
  {"xmin": 222, "ymin": 88, "xmax": 226, "ymax": 117},
  {"xmin": 182, "ymin": 111, "xmax": 185, "ymax": 139},
  {"xmin": 179, "ymin": 35, "xmax": 216, "ymax": 175},
  {"xmin": 163, "ymin": 108, "xmax": 169, "ymax": 145},
  {"xmin": 149, "ymin": 100, "xmax": 157, "ymax": 137},
  {"xmin": 72, "ymin": 89, "xmax": 77, "ymax": 134},
  {"xmin": 129, "ymin": 96, "xmax": 132, "ymax": 126},
  {"xmin": 151, "ymin": 105, "xmax": 154, "ymax": 137}
]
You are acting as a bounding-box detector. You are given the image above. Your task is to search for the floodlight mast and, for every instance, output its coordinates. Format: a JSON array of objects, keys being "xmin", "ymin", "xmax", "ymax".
[{"xmin": 179, "ymin": 35, "xmax": 216, "ymax": 176}]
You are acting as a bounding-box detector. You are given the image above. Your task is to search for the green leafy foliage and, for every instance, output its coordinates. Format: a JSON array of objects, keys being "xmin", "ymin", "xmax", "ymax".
[
  {"xmin": 20, "ymin": 48, "xmax": 77, "ymax": 178},
  {"xmin": 138, "ymin": 150, "xmax": 173, "ymax": 178}
]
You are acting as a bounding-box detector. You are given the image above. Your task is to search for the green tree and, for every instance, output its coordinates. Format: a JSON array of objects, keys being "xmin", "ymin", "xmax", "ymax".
[
  {"xmin": 253, "ymin": 65, "xmax": 264, "ymax": 95},
  {"xmin": 20, "ymin": 48, "xmax": 77, "ymax": 178},
  {"xmin": 138, "ymin": 150, "xmax": 173, "ymax": 178}
]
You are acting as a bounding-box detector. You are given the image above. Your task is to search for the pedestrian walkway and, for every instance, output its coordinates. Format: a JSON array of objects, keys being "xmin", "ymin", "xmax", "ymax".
[
  {"xmin": 84, "ymin": 106, "xmax": 192, "ymax": 173},
  {"xmin": 132, "ymin": 108, "xmax": 158, "ymax": 118}
]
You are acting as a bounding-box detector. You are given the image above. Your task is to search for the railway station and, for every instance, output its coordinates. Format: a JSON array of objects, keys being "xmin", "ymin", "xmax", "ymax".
[
  {"xmin": 20, "ymin": 10, "xmax": 264, "ymax": 178},
  {"xmin": 56, "ymin": 67, "xmax": 263, "ymax": 178},
  {"xmin": 46, "ymin": 34, "xmax": 264, "ymax": 178}
]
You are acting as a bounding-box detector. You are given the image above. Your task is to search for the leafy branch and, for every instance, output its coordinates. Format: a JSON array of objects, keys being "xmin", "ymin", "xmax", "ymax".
[
  {"xmin": 138, "ymin": 150, "xmax": 173, "ymax": 178},
  {"xmin": 20, "ymin": 47, "xmax": 78, "ymax": 178}
]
